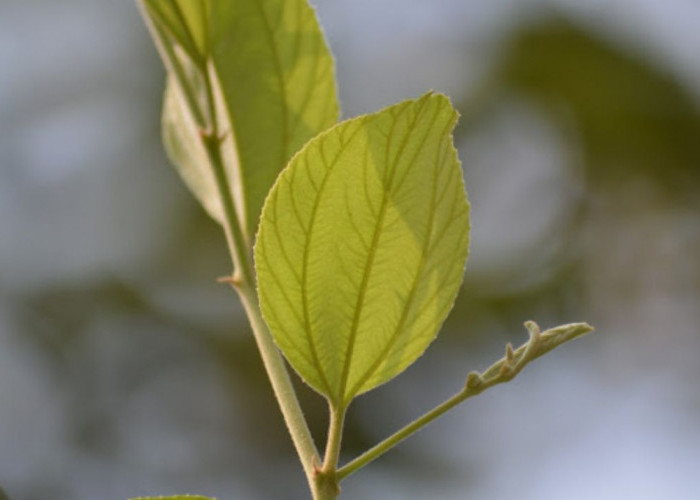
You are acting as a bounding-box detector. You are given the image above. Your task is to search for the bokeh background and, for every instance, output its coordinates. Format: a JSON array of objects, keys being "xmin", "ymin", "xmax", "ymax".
[{"xmin": 2, "ymin": 0, "xmax": 700, "ymax": 499}]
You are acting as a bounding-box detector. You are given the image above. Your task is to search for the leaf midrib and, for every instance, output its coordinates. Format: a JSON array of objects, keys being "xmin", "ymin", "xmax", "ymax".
[
  {"xmin": 336, "ymin": 97, "xmax": 434, "ymax": 405},
  {"xmin": 344, "ymin": 108, "xmax": 451, "ymax": 400}
]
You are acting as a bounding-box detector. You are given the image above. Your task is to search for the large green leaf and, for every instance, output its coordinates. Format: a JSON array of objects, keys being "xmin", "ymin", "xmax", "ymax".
[
  {"xmin": 255, "ymin": 93, "xmax": 470, "ymax": 406},
  {"xmin": 139, "ymin": 0, "xmax": 339, "ymax": 237}
]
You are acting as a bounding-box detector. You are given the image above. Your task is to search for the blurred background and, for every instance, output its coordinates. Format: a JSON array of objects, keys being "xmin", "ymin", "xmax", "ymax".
[{"xmin": 1, "ymin": 0, "xmax": 700, "ymax": 498}]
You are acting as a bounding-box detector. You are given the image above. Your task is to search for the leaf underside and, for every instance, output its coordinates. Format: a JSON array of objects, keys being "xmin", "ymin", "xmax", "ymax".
[
  {"xmin": 255, "ymin": 93, "xmax": 470, "ymax": 406},
  {"xmin": 141, "ymin": 0, "xmax": 339, "ymax": 237}
]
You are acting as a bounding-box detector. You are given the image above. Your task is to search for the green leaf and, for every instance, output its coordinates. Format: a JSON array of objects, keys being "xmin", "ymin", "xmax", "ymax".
[
  {"xmin": 130, "ymin": 496, "xmax": 215, "ymax": 500},
  {"xmin": 162, "ymin": 80, "xmax": 224, "ymax": 223},
  {"xmin": 255, "ymin": 93, "xmax": 470, "ymax": 406},
  {"xmin": 139, "ymin": 1, "xmax": 208, "ymax": 63},
  {"xmin": 139, "ymin": 0, "xmax": 339, "ymax": 237}
]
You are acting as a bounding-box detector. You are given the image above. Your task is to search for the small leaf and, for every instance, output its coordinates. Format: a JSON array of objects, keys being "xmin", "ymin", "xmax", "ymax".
[
  {"xmin": 255, "ymin": 93, "xmax": 470, "ymax": 406},
  {"xmin": 140, "ymin": 0, "xmax": 339, "ymax": 237},
  {"xmin": 162, "ymin": 79, "xmax": 224, "ymax": 223}
]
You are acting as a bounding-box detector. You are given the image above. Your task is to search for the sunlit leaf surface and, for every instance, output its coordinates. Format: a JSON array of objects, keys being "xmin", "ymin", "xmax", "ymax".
[
  {"xmin": 256, "ymin": 93, "xmax": 470, "ymax": 406},
  {"xmin": 141, "ymin": 0, "xmax": 339, "ymax": 236}
]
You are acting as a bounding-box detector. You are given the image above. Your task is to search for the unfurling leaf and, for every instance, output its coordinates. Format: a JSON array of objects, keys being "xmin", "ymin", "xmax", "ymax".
[
  {"xmin": 139, "ymin": 0, "xmax": 339, "ymax": 237},
  {"xmin": 255, "ymin": 93, "xmax": 470, "ymax": 407}
]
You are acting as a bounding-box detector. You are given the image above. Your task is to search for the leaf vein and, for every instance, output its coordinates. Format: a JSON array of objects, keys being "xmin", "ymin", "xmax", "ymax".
[
  {"xmin": 299, "ymin": 125, "xmax": 365, "ymax": 399},
  {"xmin": 344, "ymin": 109, "xmax": 448, "ymax": 399}
]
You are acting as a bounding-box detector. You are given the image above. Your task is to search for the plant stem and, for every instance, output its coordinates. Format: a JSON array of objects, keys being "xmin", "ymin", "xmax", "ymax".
[
  {"xmin": 138, "ymin": 2, "xmax": 323, "ymax": 496},
  {"xmin": 236, "ymin": 281, "xmax": 321, "ymax": 486},
  {"xmin": 337, "ymin": 322, "xmax": 593, "ymax": 480},
  {"xmin": 311, "ymin": 404, "xmax": 346, "ymax": 499},
  {"xmin": 313, "ymin": 478, "xmax": 341, "ymax": 500},
  {"xmin": 337, "ymin": 380, "xmax": 474, "ymax": 481},
  {"xmin": 198, "ymin": 55, "xmax": 321, "ymax": 493},
  {"xmin": 203, "ymin": 120, "xmax": 322, "ymax": 493},
  {"xmin": 204, "ymin": 123, "xmax": 322, "ymax": 495},
  {"xmin": 312, "ymin": 403, "xmax": 346, "ymax": 500},
  {"xmin": 322, "ymin": 404, "xmax": 346, "ymax": 474}
]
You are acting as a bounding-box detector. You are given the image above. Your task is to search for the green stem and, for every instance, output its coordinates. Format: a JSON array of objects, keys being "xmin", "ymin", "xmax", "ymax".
[
  {"xmin": 199, "ymin": 62, "xmax": 321, "ymax": 489},
  {"xmin": 337, "ymin": 380, "xmax": 476, "ymax": 481},
  {"xmin": 337, "ymin": 321, "xmax": 593, "ymax": 480},
  {"xmin": 313, "ymin": 478, "xmax": 342, "ymax": 500},
  {"xmin": 201, "ymin": 132, "xmax": 251, "ymax": 279},
  {"xmin": 138, "ymin": 1, "xmax": 321, "ymax": 495},
  {"xmin": 236, "ymin": 281, "xmax": 322, "ymax": 486},
  {"xmin": 307, "ymin": 404, "xmax": 345, "ymax": 500},
  {"xmin": 322, "ymin": 404, "xmax": 346, "ymax": 474}
]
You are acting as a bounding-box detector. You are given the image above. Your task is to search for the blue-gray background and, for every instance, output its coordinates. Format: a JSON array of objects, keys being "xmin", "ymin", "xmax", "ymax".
[{"xmin": 2, "ymin": 1, "xmax": 700, "ymax": 498}]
